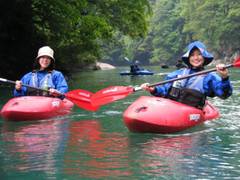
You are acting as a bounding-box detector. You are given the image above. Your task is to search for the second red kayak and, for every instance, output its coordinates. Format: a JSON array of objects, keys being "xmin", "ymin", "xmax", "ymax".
[
  {"xmin": 1, "ymin": 96, "xmax": 74, "ymax": 121},
  {"xmin": 123, "ymin": 96, "xmax": 219, "ymax": 134}
]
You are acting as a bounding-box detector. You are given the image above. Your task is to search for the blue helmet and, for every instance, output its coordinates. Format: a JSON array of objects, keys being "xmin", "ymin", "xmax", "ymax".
[{"xmin": 182, "ymin": 41, "xmax": 214, "ymax": 66}]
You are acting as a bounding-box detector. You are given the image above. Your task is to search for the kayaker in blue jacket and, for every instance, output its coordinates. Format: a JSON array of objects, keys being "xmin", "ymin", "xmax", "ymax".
[
  {"xmin": 14, "ymin": 46, "xmax": 68, "ymax": 98},
  {"xmin": 141, "ymin": 41, "xmax": 232, "ymax": 109},
  {"xmin": 130, "ymin": 61, "xmax": 140, "ymax": 73}
]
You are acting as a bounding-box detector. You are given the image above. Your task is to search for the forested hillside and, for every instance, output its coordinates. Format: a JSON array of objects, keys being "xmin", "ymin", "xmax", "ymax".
[
  {"xmin": 105, "ymin": 0, "xmax": 240, "ymax": 66},
  {"xmin": 1, "ymin": 0, "xmax": 239, "ymax": 79},
  {"xmin": 0, "ymin": 0, "xmax": 151, "ymax": 78}
]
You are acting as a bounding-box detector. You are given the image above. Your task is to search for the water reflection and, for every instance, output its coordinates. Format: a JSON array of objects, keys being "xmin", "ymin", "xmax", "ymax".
[
  {"xmin": 127, "ymin": 133, "xmax": 210, "ymax": 178},
  {"xmin": 64, "ymin": 120, "xmax": 132, "ymax": 179},
  {"xmin": 128, "ymin": 130, "xmax": 240, "ymax": 179},
  {"xmin": 1, "ymin": 119, "xmax": 69, "ymax": 176},
  {"xmin": 0, "ymin": 69, "xmax": 240, "ymax": 179}
]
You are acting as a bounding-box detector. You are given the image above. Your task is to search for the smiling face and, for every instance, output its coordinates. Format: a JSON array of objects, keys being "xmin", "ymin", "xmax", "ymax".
[
  {"xmin": 189, "ymin": 48, "xmax": 205, "ymax": 68},
  {"xmin": 39, "ymin": 56, "xmax": 52, "ymax": 70}
]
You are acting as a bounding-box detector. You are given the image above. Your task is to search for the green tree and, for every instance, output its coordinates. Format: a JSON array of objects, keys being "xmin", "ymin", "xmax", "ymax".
[
  {"xmin": 123, "ymin": 0, "xmax": 240, "ymax": 66},
  {"xmin": 0, "ymin": 0, "xmax": 151, "ymax": 78},
  {"xmin": 142, "ymin": 0, "xmax": 186, "ymax": 64},
  {"xmin": 180, "ymin": 0, "xmax": 240, "ymax": 58}
]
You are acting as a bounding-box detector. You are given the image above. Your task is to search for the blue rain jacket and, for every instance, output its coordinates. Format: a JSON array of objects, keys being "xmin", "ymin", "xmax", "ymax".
[
  {"xmin": 14, "ymin": 70, "xmax": 68, "ymax": 97},
  {"xmin": 152, "ymin": 68, "xmax": 232, "ymax": 99}
]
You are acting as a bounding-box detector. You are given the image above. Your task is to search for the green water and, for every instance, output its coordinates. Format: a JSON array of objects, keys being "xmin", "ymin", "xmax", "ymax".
[{"xmin": 1, "ymin": 66, "xmax": 240, "ymax": 179}]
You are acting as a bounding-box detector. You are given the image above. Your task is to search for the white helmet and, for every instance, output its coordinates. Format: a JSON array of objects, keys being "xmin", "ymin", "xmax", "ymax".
[{"xmin": 36, "ymin": 46, "xmax": 55, "ymax": 61}]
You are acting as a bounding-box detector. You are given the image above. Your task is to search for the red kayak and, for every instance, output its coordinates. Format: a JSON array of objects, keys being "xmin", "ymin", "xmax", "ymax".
[
  {"xmin": 123, "ymin": 96, "xmax": 219, "ymax": 134},
  {"xmin": 1, "ymin": 96, "xmax": 74, "ymax": 121}
]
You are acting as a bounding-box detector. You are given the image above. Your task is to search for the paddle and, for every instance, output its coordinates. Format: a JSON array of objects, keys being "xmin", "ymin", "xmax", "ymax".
[
  {"xmin": 124, "ymin": 57, "xmax": 130, "ymax": 62},
  {"xmin": 92, "ymin": 57, "xmax": 240, "ymax": 106},
  {"xmin": 0, "ymin": 78, "xmax": 99, "ymax": 111}
]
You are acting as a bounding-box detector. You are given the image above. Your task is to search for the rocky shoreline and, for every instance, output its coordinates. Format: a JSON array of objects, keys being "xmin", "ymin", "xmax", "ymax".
[{"xmin": 95, "ymin": 62, "xmax": 116, "ymax": 70}]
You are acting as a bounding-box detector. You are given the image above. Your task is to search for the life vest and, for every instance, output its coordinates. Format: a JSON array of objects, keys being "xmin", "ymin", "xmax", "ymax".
[
  {"xmin": 27, "ymin": 71, "xmax": 55, "ymax": 96},
  {"xmin": 167, "ymin": 68, "xmax": 206, "ymax": 109}
]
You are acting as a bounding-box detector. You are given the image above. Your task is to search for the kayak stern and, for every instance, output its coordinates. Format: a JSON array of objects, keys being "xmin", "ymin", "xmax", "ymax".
[
  {"xmin": 1, "ymin": 96, "xmax": 74, "ymax": 121},
  {"xmin": 123, "ymin": 96, "xmax": 219, "ymax": 134}
]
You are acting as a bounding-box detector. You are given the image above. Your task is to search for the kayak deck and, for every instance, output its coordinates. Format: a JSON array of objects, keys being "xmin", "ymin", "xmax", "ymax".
[
  {"xmin": 1, "ymin": 96, "xmax": 74, "ymax": 121},
  {"xmin": 123, "ymin": 96, "xmax": 219, "ymax": 134}
]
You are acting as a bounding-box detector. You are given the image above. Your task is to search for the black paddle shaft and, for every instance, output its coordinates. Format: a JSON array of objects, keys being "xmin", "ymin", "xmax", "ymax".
[
  {"xmin": 149, "ymin": 64, "xmax": 232, "ymax": 87},
  {"xmin": 0, "ymin": 77, "xmax": 49, "ymax": 93}
]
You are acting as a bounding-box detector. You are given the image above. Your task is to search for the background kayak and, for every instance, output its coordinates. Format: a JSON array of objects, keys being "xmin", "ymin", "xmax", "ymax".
[
  {"xmin": 0, "ymin": 96, "xmax": 74, "ymax": 121},
  {"xmin": 123, "ymin": 96, "xmax": 219, "ymax": 134},
  {"xmin": 120, "ymin": 69, "xmax": 154, "ymax": 76}
]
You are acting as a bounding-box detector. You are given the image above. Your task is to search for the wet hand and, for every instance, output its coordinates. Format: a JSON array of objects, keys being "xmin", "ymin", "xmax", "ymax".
[
  {"xmin": 141, "ymin": 83, "xmax": 155, "ymax": 92},
  {"xmin": 15, "ymin": 80, "xmax": 22, "ymax": 90},
  {"xmin": 216, "ymin": 64, "xmax": 228, "ymax": 79},
  {"xmin": 49, "ymin": 88, "xmax": 61, "ymax": 97}
]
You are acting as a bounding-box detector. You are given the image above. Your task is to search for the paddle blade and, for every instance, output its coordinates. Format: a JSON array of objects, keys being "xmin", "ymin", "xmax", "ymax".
[
  {"xmin": 65, "ymin": 89, "xmax": 99, "ymax": 111},
  {"xmin": 233, "ymin": 57, "xmax": 240, "ymax": 68},
  {"xmin": 91, "ymin": 86, "xmax": 134, "ymax": 106}
]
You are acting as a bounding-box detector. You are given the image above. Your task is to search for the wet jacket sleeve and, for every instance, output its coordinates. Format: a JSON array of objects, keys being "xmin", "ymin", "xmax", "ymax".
[
  {"xmin": 13, "ymin": 73, "xmax": 32, "ymax": 97},
  {"xmin": 52, "ymin": 71, "xmax": 68, "ymax": 94},
  {"xmin": 151, "ymin": 69, "xmax": 183, "ymax": 97},
  {"xmin": 204, "ymin": 72, "xmax": 232, "ymax": 99}
]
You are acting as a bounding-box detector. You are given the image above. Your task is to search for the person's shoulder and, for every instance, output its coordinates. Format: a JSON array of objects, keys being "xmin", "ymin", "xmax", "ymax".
[
  {"xmin": 52, "ymin": 70, "xmax": 63, "ymax": 74},
  {"xmin": 19, "ymin": 72, "xmax": 33, "ymax": 81},
  {"xmin": 165, "ymin": 68, "xmax": 185, "ymax": 79},
  {"xmin": 205, "ymin": 72, "xmax": 221, "ymax": 80},
  {"xmin": 22, "ymin": 71, "xmax": 33, "ymax": 77},
  {"xmin": 51, "ymin": 70, "xmax": 65, "ymax": 76},
  {"xmin": 168, "ymin": 68, "xmax": 185, "ymax": 76}
]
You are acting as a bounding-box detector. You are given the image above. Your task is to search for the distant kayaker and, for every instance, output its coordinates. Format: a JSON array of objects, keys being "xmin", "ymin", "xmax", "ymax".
[
  {"xmin": 141, "ymin": 41, "xmax": 232, "ymax": 109},
  {"xmin": 130, "ymin": 61, "xmax": 140, "ymax": 73},
  {"xmin": 14, "ymin": 46, "xmax": 68, "ymax": 98}
]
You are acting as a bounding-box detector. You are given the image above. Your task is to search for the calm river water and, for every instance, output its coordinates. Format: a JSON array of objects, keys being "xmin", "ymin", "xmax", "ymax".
[{"xmin": 1, "ymin": 66, "xmax": 240, "ymax": 179}]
